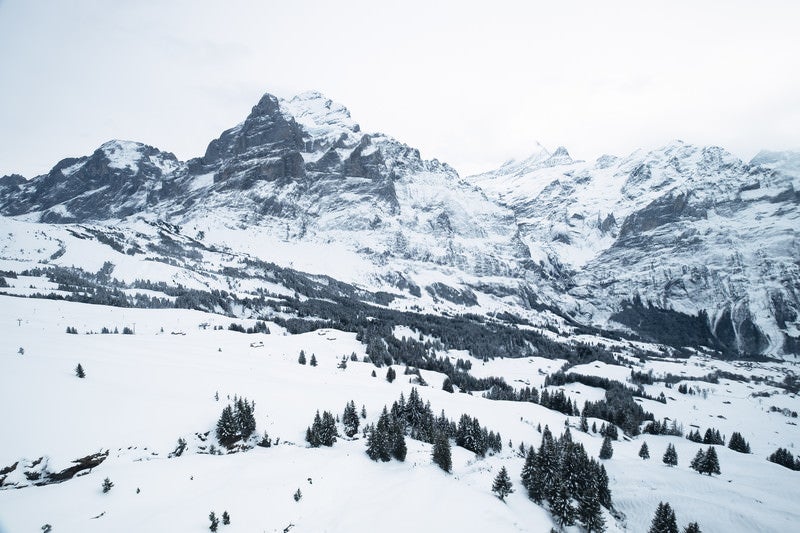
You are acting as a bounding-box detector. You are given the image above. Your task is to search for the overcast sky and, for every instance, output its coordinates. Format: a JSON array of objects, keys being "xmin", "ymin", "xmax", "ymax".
[{"xmin": 1, "ymin": 0, "xmax": 798, "ymax": 178}]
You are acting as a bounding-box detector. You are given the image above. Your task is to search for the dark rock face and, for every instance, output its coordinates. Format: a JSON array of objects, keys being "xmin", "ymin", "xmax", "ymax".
[
  {"xmin": 617, "ymin": 193, "xmax": 706, "ymax": 242},
  {"xmin": 0, "ymin": 141, "xmax": 179, "ymax": 222}
]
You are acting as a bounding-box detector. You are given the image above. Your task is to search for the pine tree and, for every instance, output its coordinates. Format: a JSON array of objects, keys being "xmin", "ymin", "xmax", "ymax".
[
  {"xmin": 432, "ymin": 432, "xmax": 452, "ymax": 472},
  {"xmin": 639, "ymin": 441, "xmax": 650, "ymax": 459},
  {"xmin": 386, "ymin": 367, "xmax": 396, "ymax": 383},
  {"xmin": 690, "ymin": 448, "xmax": 705, "ymax": 473},
  {"xmin": 309, "ymin": 354, "xmax": 317, "ymax": 366},
  {"xmin": 580, "ymin": 414, "xmax": 589, "ymax": 432},
  {"xmin": 550, "ymin": 481, "xmax": 576, "ymax": 529},
  {"xmin": 209, "ymin": 511, "xmax": 219, "ymax": 532},
  {"xmin": 662, "ymin": 443, "xmax": 678, "ymax": 466},
  {"xmin": 366, "ymin": 408, "xmax": 392, "ymax": 461},
  {"xmin": 342, "ymin": 400, "xmax": 360, "ymax": 437},
  {"xmin": 222, "ymin": 511, "xmax": 230, "ymax": 525},
  {"xmin": 75, "ymin": 363, "xmax": 85, "ymax": 378},
  {"xmin": 683, "ymin": 522, "xmax": 701, "ymax": 533},
  {"xmin": 102, "ymin": 477, "xmax": 114, "ymax": 493},
  {"xmin": 293, "ymin": 488, "xmax": 302, "ymax": 501},
  {"xmin": 298, "ymin": 350, "xmax": 306, "ymax": 365},
  {"xmin": 520, "ymin": 446, "xmax": 536, "ymax": 492},
  {"xmin": 700, "ymin": 446, "xmax": 720, "ymax": 476},
  {"xmin": 361, "ymin": 404, "xmax": 367, "ymax": 418},
  {"xmin": 491, "ymin": 466, "xmax": 513, "ymax": 501},
  {"xmin": 727, "ymin": 432, "xmax": 750, "ymax": 454},
  {"xmin": 442, "ymin": 377, "xmax": 454, "ymax": 393},
  {"xmin": 577, "ymin": 477, "xmax": 606, "ymax": 533},
  {"xmin": 391, "ymin": 416, "xmax": 407, "ymax": 461},
  {"xmin": 599, "ymin": 436, "xmax": 614, "ymax": 460},
  {"xmin": 648, "ymin": 502, "xmax": 678, "ymax": 533}
]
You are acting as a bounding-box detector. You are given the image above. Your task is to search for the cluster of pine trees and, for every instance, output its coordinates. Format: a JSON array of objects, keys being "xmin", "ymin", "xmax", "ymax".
[
  {"xmin": 305, "ymin": 411, "xmax": 338, "ymax": 447},
  {"xmin": 215, "ymin": 396, "xmax": 256, "ymax": 448},
  {"xmin": 365, "ymin": 407, "xmax": 407, "ymax": 462},
  {"xmin": 361, "ymin": 388, "xmax": 502, "ymax": 468},
  {"xmin": 521, "ymin": 427, "xmax": 610, "ymax": 531},
  {"xmin": 767, "ymin": 447, "xmax": 800, "ymax": 470},
  {"xmin": 687, "ymin": 428, "xmax": 724, "ymax": 445},
  {"xmin": 727, "ymin": 431, "xmax": 750, "ymax": 453},
  {"xmin": 689, "ymin": 446, "xmax": 721, "ymax": 475},
  {"xmin": 643, "ymin": 419, "xmax": 683, "ymax": 437}
]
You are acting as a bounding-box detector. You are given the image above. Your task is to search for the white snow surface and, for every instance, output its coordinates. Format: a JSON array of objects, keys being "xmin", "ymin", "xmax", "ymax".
[{"xmin": 1, "ymin": 297, "xmax": 799, "ymax": 532}]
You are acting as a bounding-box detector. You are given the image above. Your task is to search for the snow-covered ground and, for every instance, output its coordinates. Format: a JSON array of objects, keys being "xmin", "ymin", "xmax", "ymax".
[{"xmin": 1, "ymin": 296, "xmax": 799, "ymax": 532}]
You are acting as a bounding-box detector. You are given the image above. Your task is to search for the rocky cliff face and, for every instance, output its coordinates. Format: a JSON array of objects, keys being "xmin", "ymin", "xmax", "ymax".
[{"xmin": 470, "ymin": 141, "xmax": 800, "ymax": 357}]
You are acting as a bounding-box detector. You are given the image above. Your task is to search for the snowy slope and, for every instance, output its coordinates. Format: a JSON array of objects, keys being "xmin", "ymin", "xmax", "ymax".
[{"xmin": 1, "ymin": 297, "xmax": 800, "ymax": 532}]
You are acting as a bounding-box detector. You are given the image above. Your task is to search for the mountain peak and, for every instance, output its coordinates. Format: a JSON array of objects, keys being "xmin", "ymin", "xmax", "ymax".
[
  {"xmin": 98, "ymin": 140, "xmax": 146, "ymax": 171},
  {"xmin": 281, "ymin": 91, "xmax": 360, "ymax": 137}
]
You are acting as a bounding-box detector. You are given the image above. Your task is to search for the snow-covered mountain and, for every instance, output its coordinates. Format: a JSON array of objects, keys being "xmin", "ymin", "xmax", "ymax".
[
  {"xmin": 1, "ymin": 92, "xmax": 798, "ymax": 358},
  {"xmin": 2, "ymin": 91, "xmax": 800, "ymax": 533},
  {"xmin": 469, "ymin": 141, "xmax": 800, "ymax": 357}
]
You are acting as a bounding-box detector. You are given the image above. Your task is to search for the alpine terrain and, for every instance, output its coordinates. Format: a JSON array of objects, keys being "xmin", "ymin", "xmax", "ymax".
[{"xmin": 0, "ymin": 91, "xmax": 798, "ymax": 533}]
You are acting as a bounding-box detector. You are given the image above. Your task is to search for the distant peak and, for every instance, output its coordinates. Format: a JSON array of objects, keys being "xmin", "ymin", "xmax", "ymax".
[{"xmin": 551, "ymin": 146, "xmax": 570, "ymax": 158}]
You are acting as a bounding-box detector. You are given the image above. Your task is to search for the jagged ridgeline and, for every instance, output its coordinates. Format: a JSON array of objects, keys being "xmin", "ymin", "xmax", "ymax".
[{"xmin": 1, "ymin": 90, "xmax": 798, "ymax": 359}]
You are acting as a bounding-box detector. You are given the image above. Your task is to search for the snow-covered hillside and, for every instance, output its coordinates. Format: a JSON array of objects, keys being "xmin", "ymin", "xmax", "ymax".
[{"xmin": 1, "ymin": 297, "xmax": 799, "ymax": 532}]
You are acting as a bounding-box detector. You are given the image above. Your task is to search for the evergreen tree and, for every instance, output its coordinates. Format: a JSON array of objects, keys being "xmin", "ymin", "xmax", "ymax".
[
  {"xmin": 442, "ymin": 377, "xmax": 454, "ymax": 393},
  {"xmin": 361, "ymin": 404, "xmax": 367, "ymax": 418},
  {"xmin": 75, "ymin": 363, "xmax": 85, "ymax": 378},
  {"xmin": 309, "ymin": 354, "xmax": 317, "ymax": 366},
  {"xmin": 520, "ymin": 446, "xmax": 536, "ymax": 492},
  {"xmin": 366, "ymin": 408, "xmax": 392, "ymax": 461},
  {"xmin": 432, "ymin": 432, "xmax": 452, "ymax": 472},
  {"xmin": 209, "ymin": 511, "xmax": 219, "ymax": 532},
  {"xmin": 639, "ymin": 441, "xmax": 650, "ymax": 460},
  {"xmin": 580, "ymin": 414, "xmax": 589, "ymax": 432},
  {"xmin": 727, "ymin": 432, "xmax": 750, "ymax": 454},
  {"xmin": 222, "ymin": 511, "xmax": 230, "ymax": 525},
  {"xmin": 298, "ymin": 350, "xmax": 306, "ymax": 365},
  {"xmin": 386, "ymin": 367, "xmax": 396, "ymax": 383},
  {"xmin": 662, "ymin": 443, "xmax": 678, "ymax": 466},
  {"xmin": 293, "ymin": 488, "xmax": 302, "ymax": 501},
  {"xmin": 690, "ymin": 448, "xmax": 705, "ymax": 473},
  {"xmin": 683, "ymin": 522, "xmax": 701, "ymax": 533},
  {"xmin": 700, "ymin": 446, "xmax": 720, "ymax": 476},
  {"xmin": 599, "ymin": 436, "xmax": 614, "ymax": 460},
  {"xmin": 648, "ymin": 502, "xmax": 678, "ymax": 533},
  {"xmin": 577, "ymin": 477, "xmax": 606, "ymax": 533},
  {"xmin": 342, "ymin": 400, "xmax": 360, "ymax": 438},
  {"xmin": 597, "ymin": 464, "xmax": 612, "ymax": 509},
  {"xmin": 550, "ymin": 481, "xmax": 576, "ymax": 529},
  {"xmin": 390, "ymin": 414, "xmax": 407, "ymax": 461},
  {"xmin": 491, "ymin": 466, "xmax": 513, "ymax": 501},
  {"xmin": 102, "ymin": 477, "xmax": 113, "ymax": 493}
]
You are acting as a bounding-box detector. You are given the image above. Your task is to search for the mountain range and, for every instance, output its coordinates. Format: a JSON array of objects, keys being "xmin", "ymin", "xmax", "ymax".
[{"xmin": 1, "ymin": 90, "xmax": 798, "ymax": 359}]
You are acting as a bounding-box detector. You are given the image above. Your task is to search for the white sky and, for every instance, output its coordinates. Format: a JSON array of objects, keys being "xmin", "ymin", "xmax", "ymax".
[{"xmin": 1, "ymin": 0, "xmax": 798, "ymax": 178}]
